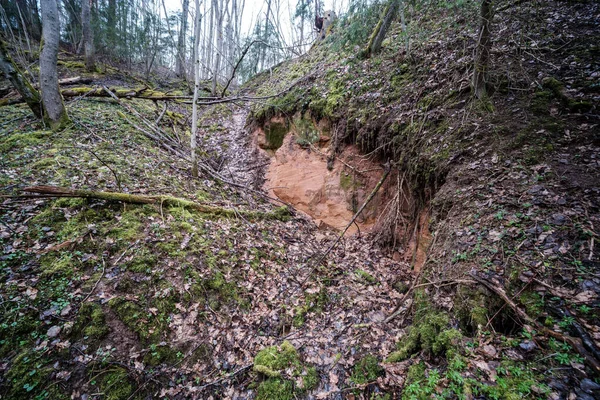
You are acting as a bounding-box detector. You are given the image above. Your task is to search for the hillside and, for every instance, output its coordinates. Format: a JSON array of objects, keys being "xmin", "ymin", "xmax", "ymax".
[{"xmin": 1, "ymin": 0, "xmax": 599, "ymax": 399}]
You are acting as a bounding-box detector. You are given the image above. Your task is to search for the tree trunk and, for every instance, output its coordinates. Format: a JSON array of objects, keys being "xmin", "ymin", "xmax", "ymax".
[
  {"xmin": 40, "ymin": 0, "xmax": 69, "ymax": 130},
  {"xmin": 364, "ymin": 0, "xmax": 400, "ymax": 57},
  {"xmin": 473, "ymin": 0, "xmax": 492, "ymax": 100},
  {"xmin": 259, "ymin": 0, "xmax": 272, "ymax": 71},
  {"xmin": 29, "ymin": 0, "xmax": 43, "ymax": 40},
  {"xmin": 107, "ymin": 0, "xmax": 117, "ymax": 52},
  {"xmin": 211, "ymin": 0, "xmax": 223, "ymax": 96},
  {"xmin": 191, "ymin": 0, "xmax": 202, "ymax": 177},
  {"xmin": 81, "ymin": 0, "xmax": 95, "ymax": 72},
  {"xmin": 206, "ymin": 1, "xmax": 214, "ymax": 80},
  {"xmin": 176, "ymin": 0, "xmax": 189, "ymax": 78},
  {"xmin": 0, "ymin": 39, "xmax": 42, "ymax": 118}
]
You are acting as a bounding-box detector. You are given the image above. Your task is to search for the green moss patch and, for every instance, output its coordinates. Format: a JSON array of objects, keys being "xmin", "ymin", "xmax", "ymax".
[
  {"xmin": 253, "ymin": 341, "xmax": 318, "ymax": 399},
  {"xmin": 350, "ymin": 355, "xmax": 384, "ymax": 385}
]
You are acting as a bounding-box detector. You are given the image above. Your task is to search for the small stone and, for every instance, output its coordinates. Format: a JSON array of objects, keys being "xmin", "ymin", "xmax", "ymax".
[
  {"xmin": 47, "ymin": 326, "xmax": 61, "ymax": 338},
  {"xmin": 60, "ymin": 305, "xmax": 71, "ymax": 316},
  {"xmin": 528, "ymin": 185, "xmax": 544, "ymax": 194},
  {"xmin": 551, "ymin": 214, "xmax": 566, "ymax": 225},
  {"xmin": 519, "ymin": 341, "xmax": 537, "ymax": 352},
  {"xmin": 580, "ymin": 378, "xmax": 600, "ymax": 393},
  {"xmin": 482, "ymin": 344, "xmax": 497, "ymax": 357},
  {"xmin": 557, "ymin": 197, "xmax": 567, "ymax": 205}
]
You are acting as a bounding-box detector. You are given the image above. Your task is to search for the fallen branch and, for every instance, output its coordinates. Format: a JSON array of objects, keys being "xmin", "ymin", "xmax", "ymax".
[
  {"xmin": 221, "ymin": 40, "xmax": 257, "ymax": 98},
  {"xmin": 470, "ymin": 271, "xmax": 600, "ymax": 374},
  {"xmin": 22, "ymin": 186, "xmax": 290, "ymax": 221}
]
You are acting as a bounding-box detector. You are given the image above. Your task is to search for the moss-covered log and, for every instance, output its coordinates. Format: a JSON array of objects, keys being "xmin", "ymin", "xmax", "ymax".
[
  {"xmin": 59, "ymin": 86, "xmax": 207, "ymax": 100},
  {"xmin": 0, "ymin": 39, "xmax": 42, "ymax": 118},
  {"xmin": 22, "ymin": 186, "xmax": 290, "ymax": 221}
]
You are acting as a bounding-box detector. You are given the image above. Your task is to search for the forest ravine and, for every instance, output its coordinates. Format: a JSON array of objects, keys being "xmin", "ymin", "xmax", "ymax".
[{"xmin": 1, "ymin": 0, "xmax": 600, "ymax": 399}]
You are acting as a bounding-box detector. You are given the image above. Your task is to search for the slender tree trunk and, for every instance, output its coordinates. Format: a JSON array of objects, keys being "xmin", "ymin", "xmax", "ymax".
[
  {"xmin": 0, "ymin": 40, "xmax": 42, "ymax": 118},
  {"xmin": 29, "ymin": 0, "xmax": 42, "ymax": 40},
  {"xmin": 206, "ymin": 1, "xmax": 214, "ymax": 80},
  {"xmin": 107, "ymin": 0, "xmax": 116, "ymax": 53},
  {"xmin": 259, "ymin": 0, "xmax": 272, "ymax": 71},
  {"xmin": 365, "ymin": 0, "xmax": 400, "ymax": 57},
  {"xmin": 211, "ymin": 0, "xmax": 222, "ymax": 96},
  {"xmin": 15, "ymin": 2, "xmax": 32, "ymax": 55},
  {"xmin": 81, "ymin": 0, "xmax": 95, "ymax": 72},
  {"xmin": 191, "ymin": 0, "xmax": 202, "ymax": 177},
  {"xmin": 177, "ymin": 0, "xmax": 190, "ymax": 77},
  {"xmin": 473, "ymin": 0, "xmax": 492, "ymax": 100},
  {"xmin": 40, "ymin": 0, "xmax": 69, "ymax": 130}
]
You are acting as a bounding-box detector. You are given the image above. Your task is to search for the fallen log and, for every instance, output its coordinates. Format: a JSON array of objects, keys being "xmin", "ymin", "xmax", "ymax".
[
  {"xmin": 21, "ymin": 185, "xmax": 290, "ymax": 221},
  {"xmin": 60, "ymin": 86, "xmax": 192, "ymax": 101},
  {"xmin": 34, "ymin": 76, "xmax": 93, "ymax": 88}
]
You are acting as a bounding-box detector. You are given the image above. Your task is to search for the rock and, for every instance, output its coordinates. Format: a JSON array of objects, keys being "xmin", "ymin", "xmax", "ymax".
[
  {"xmin": 482, "ymin": 344, "xmax": 497, "ymax": 357},
  {"xmin": 551, "ymin": 213, "xmax": 566, "ymax": 225},
  {"xmin": 60, "ymin": 305, "xmax": 71, "ymax": 316},
  {"xmin": 574, "ymin": 388, "xmax": 595, "ymax": 400},
  {"xmin": 519, "ymin": 341, "xmax": 537, "ymax": 352},
  {"xmin": 47, "ymin": 326, "xmax": 61, "ymax": 338},
  {"xmin": 580, "ymin": 378, "xmax": 600, "ymax": 394},
  {"xmin": 528, "ymin": 185, "xmax": 544, "ymax": 194}
]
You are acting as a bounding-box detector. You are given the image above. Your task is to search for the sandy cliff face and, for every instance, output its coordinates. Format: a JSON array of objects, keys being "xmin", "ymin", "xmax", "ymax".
[{"xmin": 254, "ymin": 117, "xmax": 393, "ymax": 235}]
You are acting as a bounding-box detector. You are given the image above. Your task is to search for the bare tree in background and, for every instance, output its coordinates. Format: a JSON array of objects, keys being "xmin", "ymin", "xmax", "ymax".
[
  {"xmin": 177, "ymin": 0, "xmax": 190, "ymax": 78},
  {"xmin": 191, "ymin": 0, "xmax": 203, "ymax": 177},
  {"xmin": 40, "ymin": 0, "xmax": 69, "ymax": 130},
  {"xmin": 81, "ymin": 0, "xmax": 95, "ymax": 72}
]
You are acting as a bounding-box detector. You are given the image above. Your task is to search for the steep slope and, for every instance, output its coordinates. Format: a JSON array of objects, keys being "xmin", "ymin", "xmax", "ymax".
[{"xmin": 243, "ymin": 0, "xmax": 600, "ymax": 398}]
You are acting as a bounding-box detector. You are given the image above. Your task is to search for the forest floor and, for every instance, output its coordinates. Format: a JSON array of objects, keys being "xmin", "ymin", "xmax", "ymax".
[
  {"xmin": 1, "ymin": 1, "xmax": 600, "ymax": 399},
  {"xmin": 0, "ymin": 95, "xmax": 414, "ymax": 399}
]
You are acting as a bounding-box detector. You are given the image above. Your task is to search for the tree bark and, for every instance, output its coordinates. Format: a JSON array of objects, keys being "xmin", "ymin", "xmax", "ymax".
[
  {"xmin": 81, "ymin": 0, "xmax": 95, "ymax": 72},
  {"xmin": 177, "ymin": 0, "xmax": 190, "ymax": 78},
  {"xmin": 0, "ymin": 39, "xmax": 42, "ymax": 118},
  {"xmin": 473, "ymin": 0, "xmax": 492, "ymax": 100},
  {"xmin": 191, "ymin": 0, "xmax": 203, "ymax": 177},
  {"xmin": 40, "ymin": 0, "xmax": 70, "ymax": 130},
  {"xmin": 364, "ymin": 0, "xmax": 400, "ymax": 57}
]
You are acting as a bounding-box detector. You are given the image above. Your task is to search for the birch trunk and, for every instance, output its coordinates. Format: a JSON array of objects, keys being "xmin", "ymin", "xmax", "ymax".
[
  {"xmin": 191, "ymin": 0, "xmax": 203, "ymax": 177},
  {"xmin": 211, "ymin": 0, "xmax": 222, "ymax": 96},
  {"xmin": 40, "ymin": 0, "xmax": 69, "ymax": 130},
  {"xmin": 177, "ymin": 0, "xmax": 189, "ymax": 77}
]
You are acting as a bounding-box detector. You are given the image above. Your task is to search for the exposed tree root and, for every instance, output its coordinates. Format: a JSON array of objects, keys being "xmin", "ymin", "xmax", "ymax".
[{"xmin": 20, "ymin": 185, "xmax": 290, "ymax": 221}]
